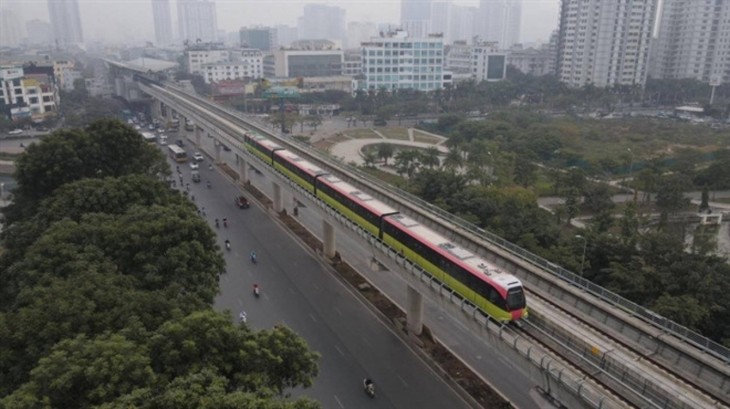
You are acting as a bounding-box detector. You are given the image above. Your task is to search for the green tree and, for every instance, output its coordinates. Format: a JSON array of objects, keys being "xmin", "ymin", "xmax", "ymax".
[
  {"xmin": 421, "ymin": 147, "xmax": 441, "ymax": 169},
  {"xmin": 655, "ymin": 174, "xmax": 691, "ymax": 214},
  {"xmin": 3, "ymin": 333, "xmax": 155, "ymax": 408},
  {"xmin": 376, "ymin": 143, "xmax": 395, "ymax": 165}
]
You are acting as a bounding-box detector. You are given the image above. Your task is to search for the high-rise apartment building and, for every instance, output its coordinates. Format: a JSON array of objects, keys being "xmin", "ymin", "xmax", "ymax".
[
  {"xmin": 651, "ymin": 0, "xmax": 730, "ymax": 84},
  {"xmin": 178, "ymin": 0, "xmax": 218, "ymax": 43},
  {"xmin": 26, "ymin": 19, "xmax": 52, "ymax": 46},
  {"xmin": 47, "ymin": 0, "xmax": 83, "ymax": 46},
  {"xmin": 478, "ymin": 0, "xmax": 521, "ymax": 48},
  {"xmin": 401, "ymin": 0, "xmax": 432, "ymax": 38},
  {"xmin": 297, "ymin": 4, "xmax": 346, "ymax": 47},
  {"xmin": 152, "ymin": 0, "xmax": 173, "ymax": 46},
  {"xmin": 361, "ymin": 30, "xmax": 446, "ymax": 91},
  {"xmin": 0, "ymin": 9, "xmax": 23, "ymax": 47},
  {"xmin": 558, "ymin": 0, "xmax": 657, "ymax": 88}
]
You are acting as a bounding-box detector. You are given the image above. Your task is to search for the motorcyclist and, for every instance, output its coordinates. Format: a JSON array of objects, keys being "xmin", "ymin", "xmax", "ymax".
[
  {"xmin": 223, "ymin": 217, "xmax": 228, "ymax": 228},
  {"xmin": 215, "ymin": 218, "xmax": 219, "ymax": 228},
  {"xmin": 239, "ymin": 310, "xmax": 247, "ymax": 323},
  {"xmin": 253, "ymin": 283, "xmax": 260, "ymax": 297},
  {"xmin": 364, "ymin": 378, "xmax": 375, "ymax": 396},
  {"xmin": 250, "ymin": 250, "xmax": 257, "ymax": 263},
  {"xmin": 225, "ymin": 238, "xmax": 231, "ymax": 250},
  {"xmin": 206, "ymin": 180, "xmax": 211, "ymax": 189}
]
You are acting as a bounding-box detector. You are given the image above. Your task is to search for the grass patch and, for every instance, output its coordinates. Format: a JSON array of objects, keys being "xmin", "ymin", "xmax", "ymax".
[
  {"xmin": 0, "ymin": 152, "xmax": 20, "ymax": 161},
  {"xmin": 378, "ymin": 127, "xmax": 410, "ymax": 140},
  {"xmin": 412, "ymin": 130, "xmax": 444, "ymax": 144},
  {"xmin": 343, "ymin": 129, "xmax": 380, "ymax": 139}
]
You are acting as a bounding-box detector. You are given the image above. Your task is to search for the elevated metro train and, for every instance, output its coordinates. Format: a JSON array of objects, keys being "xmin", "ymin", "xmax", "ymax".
[{"xmin": 244, "ymin": 133, "xmax": 527, "ymax": 322}]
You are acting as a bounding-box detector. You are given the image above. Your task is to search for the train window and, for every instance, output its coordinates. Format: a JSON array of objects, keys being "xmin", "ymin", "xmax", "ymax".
[{"xmin": 506, "ymin": 288, "xmax": 526, "ymax": 310}]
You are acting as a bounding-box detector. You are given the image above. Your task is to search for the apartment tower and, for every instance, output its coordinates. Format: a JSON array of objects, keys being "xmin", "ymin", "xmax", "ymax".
[
  {"xmin": 47, "ymin": 0, "xmax": 83, "ymax": 46},
  {"xmin": 152, "ymin": 0, "xmax": 174, "ymax": 46},
  {"xmin": 651, "ymin": 0, "xmax": 730, "ymax": 84},
  {"xmin": 557, "ymin": 0, "xmax": 657, "ymax": 88}
]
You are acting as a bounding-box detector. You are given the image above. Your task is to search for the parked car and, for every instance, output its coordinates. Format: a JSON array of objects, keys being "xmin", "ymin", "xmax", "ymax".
[
  {"xmin": 193, "ymin": 152, "xmax": 204, "ymax": 161},
  {"xmin": 8, "ymin": 129, "xmax": 23, "ymax": 135},
  {"xmin": 235, "ymin": 195, "xmax": 250, "ymax": 209}
]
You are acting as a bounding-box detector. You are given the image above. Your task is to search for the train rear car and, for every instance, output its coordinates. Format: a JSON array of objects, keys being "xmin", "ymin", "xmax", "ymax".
[{"xmin": 382, "ymin": 214, "xmax": 527, "ymax": 323}]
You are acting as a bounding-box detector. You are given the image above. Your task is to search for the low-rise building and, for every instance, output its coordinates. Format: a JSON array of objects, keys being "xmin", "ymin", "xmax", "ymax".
[
  {"xmin": 343, "ymin": 49, "xmax": 362, "ymax": 77},
  {"xmin": 266, "ymin": 48, "xmax": 343, "ymax": 78},
  {"xmin": 360, "ymin": 30, "xmax": 445, "ymax": 91},
  {"xmin": 85, "ymin": 77, "xmax": 113, "ymax": 97},
  {"xmin": 0, "ymin": 64, "xmax": 59, "ymax": 121},
  {"xmin": 300, "ymin": 76, "xmax": 355, "ymax": 94},
  {"xmin": 201, "ymin": 48, "xmax": 263, "ymax": 83},
  {"xmin": 472, "ymin": 42, "xmax": 507, "ymax": 82}
]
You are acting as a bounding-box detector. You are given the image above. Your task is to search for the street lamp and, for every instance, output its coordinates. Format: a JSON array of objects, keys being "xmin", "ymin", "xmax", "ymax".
[
  {"xmin": 627, "ymin": 148, "xmax": 635, "ymax": 194},
  {"xmin": 575, "ymin": 235, "xmax": 587, "ymax": 277}
]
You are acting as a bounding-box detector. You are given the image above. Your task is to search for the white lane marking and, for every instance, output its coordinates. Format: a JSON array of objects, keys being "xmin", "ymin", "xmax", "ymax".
[
  {"xmin": 334, "ymin": 345, "xmax": 345, "ymax": 356},
  {"xmin": 333, "ymin": 395, "xmax": 344, "ymax": 408},
  {"xmin": 309, "ymin": 313, "xmax": 318, "ymax": 323},
  {"xmin": 333, "ymin": 307, "xmax": 343, "ymax": 316},
  {"xmin": 397, "ymin": 374, "xmax": 408, "ymax": 387}
]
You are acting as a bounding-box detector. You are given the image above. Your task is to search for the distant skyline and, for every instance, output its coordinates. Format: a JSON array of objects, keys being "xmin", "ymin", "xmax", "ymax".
[{"xmin": 2, "ymin": 0, "xmax": 560, "ymax": 45}]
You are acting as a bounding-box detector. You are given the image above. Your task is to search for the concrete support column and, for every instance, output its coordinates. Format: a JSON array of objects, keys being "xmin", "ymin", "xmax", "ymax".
[
  {"xmin": 152, "ymin": 100, "xmax": 161, "ymax": 119},
  {"xmin": 237, "ymin": 154, "xmax": 249, "ymax": 184},
  {"xmin": 272, "ymin": 181, "xmax": 283, "ymax": 213},
  {"xmin": 406, "ymin": 285, "xmax": 424, "ymax": 336},
  {"xmin": 195, "ymin": 126, "xmax": 201, "ymax": 147},
  {"xmin": 214, "ymin": 140, "xmax": 222, "ymax": 162},
  {"xmin": 323, "ymin": 221, "xmax": 336, "ymax": 259}
]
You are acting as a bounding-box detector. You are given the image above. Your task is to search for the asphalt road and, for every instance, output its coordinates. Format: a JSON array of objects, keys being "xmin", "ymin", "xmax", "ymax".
[
  {"xmin": 162, "ymin": 142, "xmax": 470, "ymax": 409},
  {"xmin": 182, "ymin": 129, "xmax": 543, "ymax": 409}
]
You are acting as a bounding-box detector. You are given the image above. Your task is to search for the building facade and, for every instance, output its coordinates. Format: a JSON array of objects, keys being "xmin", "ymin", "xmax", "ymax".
[
  {"xmin": 478, "ymin": 0, "xmax": 521, "ymax": 48},
  {"xmin": 343, "ymin": 49, "xmax": 363, "ymax": 76},
  {"xmin": 472, "ymin": 43, "xmax": 508, "ymax": 81},
  {"xmin": 401, "ymin": 0, "xmax": 432, "ymax": 38},
  {"xmin": 651, "ymin": 0, "xmax": 730, "ymax": 84},
  {"xmin": 0, "ymin": 9, "xmax": 23, "ymax": 47},
  {"xmin": 346, "ymin": 22, "xmax": 378, "ymax": 49},
  {"xmin": 361, "ymin": 30, "xmax": 445, "ymax": 91},
  {"xmin": 297, "ymin": 4, "xmax": 346, "ymax": 47},
  {"xmin": 178, "ymin": 0, "xmax": 218, "ymax": 43},
  {"xmin": 239, "ymin": 27, "xmax": 276, "ymax": 51},
  {"xmin": 0, "ymin": 65, "xmax": 59, "ymax": 120},
  {"xmin": 187, "ymin": 47, "xmax": 229, "ymax": 74},
  {"xmin": 266, "ymin": 49, "xmax": 344, "ymax": 78},
  {"xmin": 507, "ymin": 32, "xmax": 558, "ymax": 77},
  {"xmin": 558, "ymin": 0, "xmax": 657, "ymax": 88},
  {"xmin": 202, "ymin": 49, "xmax": 263, "ymax": 83},
  {"xmin": 47, "ymin": 0, "xmax": 83, "ymax": 46},
  {"xmin": 152, "ymin": 0, "xmax": 174, "ymax": 46}
]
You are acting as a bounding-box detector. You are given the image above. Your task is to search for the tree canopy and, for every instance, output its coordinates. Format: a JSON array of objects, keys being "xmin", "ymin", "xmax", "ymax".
[{"xmin": 0, "ymin": 119, "xmax": 321, "ymax": 407}]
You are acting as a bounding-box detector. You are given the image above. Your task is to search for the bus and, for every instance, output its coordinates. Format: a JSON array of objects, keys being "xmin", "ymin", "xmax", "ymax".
[
  {"xmin": 168, "ymin": 144, "xmax": 187, "ymax": 163},
  {"xmin": 141, "ymin": 132, "xmax": 157, "ymax": 145}
]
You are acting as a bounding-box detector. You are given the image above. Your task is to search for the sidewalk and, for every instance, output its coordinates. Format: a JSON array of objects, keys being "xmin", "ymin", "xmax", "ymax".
[{"xmin": 329, "ymin": 138, "xmax": 449, "ymax": 165}]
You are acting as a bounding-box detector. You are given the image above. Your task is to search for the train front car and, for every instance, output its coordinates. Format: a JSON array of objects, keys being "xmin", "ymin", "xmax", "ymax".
[
  {"xmin": 382, "ymin": 214, "xmax": 527, "ymax": 323},
  {"xmin": 273, "ymin": 150, "xmax": 328, "ymax": 193},
  {"xmin": 316, "ymin": 174, "xmax": 399, "ymax": 238},
  {"xmin": 243, "ymin": 133, "xmax": 283, "ymax": 165}
]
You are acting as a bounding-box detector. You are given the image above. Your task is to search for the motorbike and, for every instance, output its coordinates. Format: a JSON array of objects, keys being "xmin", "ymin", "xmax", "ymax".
[
  {"xmin": 250, "ymin": 251, "xmax": 257, "ymax": 264},
  {"xmin": 225, "ymin": 240, "xmax": 231, "ymax": 250},
  {"xmin": 363, "ymin": 379, "xmax": 375, "ymax": 398},
  {"xmin": 215, "ymin": 219, "xmax": 219, "ymax": 228},
  {"xmin": 223, "ymin": 219, "xmax": 228, "ymax": 228},
  {"xmin": 253, "ymin": 285, "xmax": 260, "ymax": 298}
]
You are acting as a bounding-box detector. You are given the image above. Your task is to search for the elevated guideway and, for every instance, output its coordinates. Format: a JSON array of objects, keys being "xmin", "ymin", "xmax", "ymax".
[{"xmin": 138, "ymin": 79, "xmax": 730, "ymax": 409}]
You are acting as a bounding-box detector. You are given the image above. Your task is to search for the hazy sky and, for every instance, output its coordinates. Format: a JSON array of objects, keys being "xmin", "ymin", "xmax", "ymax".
[{"xmin": 4, "ymin": 0, "xmax": 560, "ymax": 45}]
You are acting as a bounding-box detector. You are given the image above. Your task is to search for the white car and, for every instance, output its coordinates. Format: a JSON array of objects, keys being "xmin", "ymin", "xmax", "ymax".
[
  {"xmin": 193, "ymin": 152, "xmax": 204, "ymax": 162},
  {"xmin": 8, "ymin": 129, "xmax": 23, "ymax": 135},
  {"xmin": 190, "ymin": 161, "xmax": 199, "ymax": 170}
]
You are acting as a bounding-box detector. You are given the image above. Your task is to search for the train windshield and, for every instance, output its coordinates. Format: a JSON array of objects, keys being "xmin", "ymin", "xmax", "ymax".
[{"xmin": 506, "ymin": 287, "xmax": 526, "ymax": 310}]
